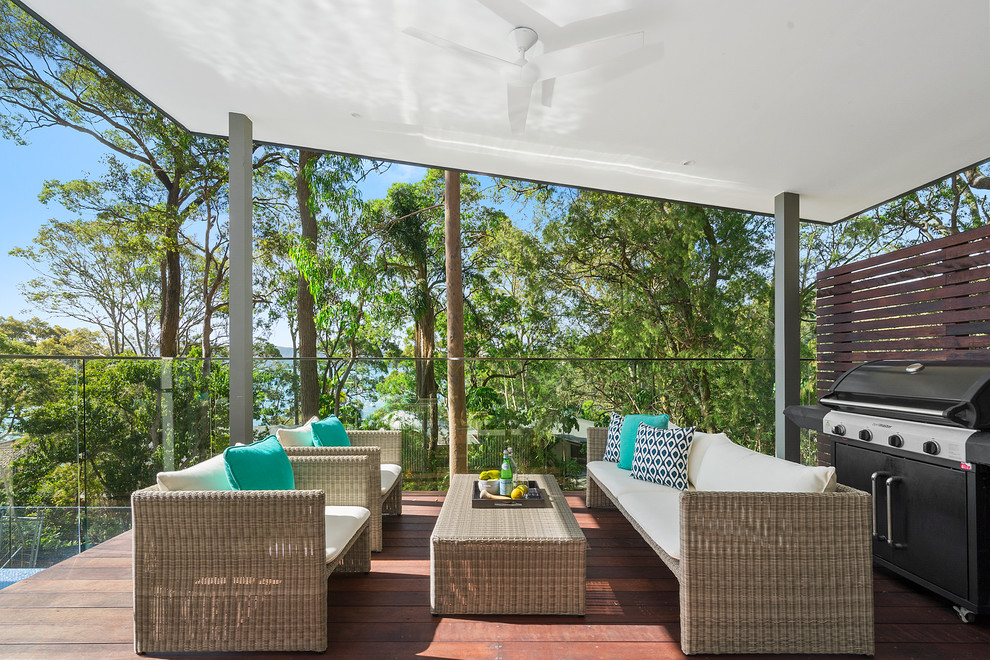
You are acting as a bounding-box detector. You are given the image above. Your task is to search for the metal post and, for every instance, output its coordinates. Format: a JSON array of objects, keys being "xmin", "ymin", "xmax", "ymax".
[
  {"xmin": 775, "ymin": 192, "xmax": 801, "ymax": 462},
  {"xmin": 228, "ymin": 113, "xmax": 253, "ymax": 445}
]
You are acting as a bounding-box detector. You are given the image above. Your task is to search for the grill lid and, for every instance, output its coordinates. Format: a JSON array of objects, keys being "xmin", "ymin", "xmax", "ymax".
[{"xmin": 819, "ymin": 359, "xmax": 990, "ymax": 429}]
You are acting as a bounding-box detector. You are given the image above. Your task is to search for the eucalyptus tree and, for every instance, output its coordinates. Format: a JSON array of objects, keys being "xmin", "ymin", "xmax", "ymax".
[
  {"xmin": 0, "ymin": 2, "xmax": 238, "ymax": 357},
  {"xmin": 540, "ymin": 192, "xmax": 776, "ymax": 443}
]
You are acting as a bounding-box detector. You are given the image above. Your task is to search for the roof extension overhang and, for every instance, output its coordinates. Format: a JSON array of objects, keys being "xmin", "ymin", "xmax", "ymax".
[{"xmin": 17, "ymin": 0, "xmax": 990, "ymax": 223}]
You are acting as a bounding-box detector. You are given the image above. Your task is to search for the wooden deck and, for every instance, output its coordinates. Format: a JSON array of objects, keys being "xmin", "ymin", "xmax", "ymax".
[{"xmin": 1, "ymin": 491, "xmax": 989, "ymax": 659}]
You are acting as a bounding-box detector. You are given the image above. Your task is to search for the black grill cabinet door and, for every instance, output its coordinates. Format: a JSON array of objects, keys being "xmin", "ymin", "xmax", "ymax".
[
  {"xmin": 834, "ymin": 441, "xmax": 969, "ymax": 600},
  {"xmin": 891, "ymin": 455, "xmax": 968, "ymax": 597},
  {"xmin": 834, "ymin": 443, "xmax": 894, "ymax": 563}
]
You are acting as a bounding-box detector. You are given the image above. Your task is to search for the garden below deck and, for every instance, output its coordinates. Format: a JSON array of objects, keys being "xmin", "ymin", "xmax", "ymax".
[{"xmin": 0, "ymin": 491, "xmax": 988, "ymax": 659}]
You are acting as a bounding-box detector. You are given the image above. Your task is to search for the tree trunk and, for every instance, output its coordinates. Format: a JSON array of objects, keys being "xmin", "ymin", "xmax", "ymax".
[
  {"xmin": 159, "ymin": 173, "xmax": 184, "ymax": 358},
  {"xmin": 160, "ymin": 227, "xmax": 181, "ymax": 358},
  {"xmin": 445, "ymin": 170, "xmax": 467, "ymax": 475},
  {"xmin": 296, "ymin": 149, "xmax": 320, "ymax": 419},
  {"xmin": 414, "ymin": 275, "xmax": 439, "ymax": 454}
]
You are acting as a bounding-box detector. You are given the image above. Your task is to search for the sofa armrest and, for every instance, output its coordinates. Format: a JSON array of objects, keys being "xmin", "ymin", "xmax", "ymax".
[
  {"xmin": 677, "ymin": 484, "xmax": 874, "ymax": 655},
  {"xmin": 347, "ymin": 429, "xmax": 402, "ymax": 466},
  {"xmin": 587, "ymin": 427, "xmax": 607, "ymax": 462},
  {"xmin": 287, "ymin": 453, "xmax": 372, "ymax": 509}
]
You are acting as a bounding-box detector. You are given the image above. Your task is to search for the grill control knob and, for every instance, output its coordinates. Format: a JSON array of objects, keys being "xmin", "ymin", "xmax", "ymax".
[
  {"xmin": 923, "ymin": 441, "xmax": 940, "ymax": 456},
  {"xmin": 832, "ymin": 424, "xmax": 846, "ymax": 436},
  {"xmin": 858, "ymin": 429, "xmax": 873, "ymax": 442},
  {"xmin": 888, "ymin": 434, "xmax": 904, "ymax": 448}
]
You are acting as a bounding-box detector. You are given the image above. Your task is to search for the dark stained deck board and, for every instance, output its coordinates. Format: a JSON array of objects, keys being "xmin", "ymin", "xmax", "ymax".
[{"xmin": 1, "ymin": 492, "xmax": 988, "ymax": 659}]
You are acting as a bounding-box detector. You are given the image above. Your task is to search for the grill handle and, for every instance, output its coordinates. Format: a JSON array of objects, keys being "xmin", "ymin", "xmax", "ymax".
[
  {"xmin": 871, "ymin": 471, "xmax": 890, "ymax": 540},
  {"xmin": 886, "ymin": 476, "xmax": 906, "ymax": 549},
  {"xmin": 819, "ymin": 395, "xmax": 947, "ymax": 419}
]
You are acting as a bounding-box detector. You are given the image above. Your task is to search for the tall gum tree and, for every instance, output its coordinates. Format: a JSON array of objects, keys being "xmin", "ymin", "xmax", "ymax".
[{"xmin": 0, "ymin": 2, "xmax": 237, "ymax": 356}]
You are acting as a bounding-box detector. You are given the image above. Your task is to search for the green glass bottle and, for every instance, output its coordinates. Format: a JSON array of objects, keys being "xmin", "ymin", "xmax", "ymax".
[{"xmin": 499, "ymin": 449, "xmax": 513, "ymax": 496}]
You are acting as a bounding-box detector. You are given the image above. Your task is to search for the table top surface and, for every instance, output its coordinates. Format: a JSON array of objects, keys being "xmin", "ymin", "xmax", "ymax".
[{"xmin": 431, "ymin": 474, "xmax": 586, "ymax": 543}]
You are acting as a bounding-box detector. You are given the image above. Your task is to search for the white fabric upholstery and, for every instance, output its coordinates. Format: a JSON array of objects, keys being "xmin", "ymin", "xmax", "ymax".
[
  {"xmin": 156, "ymin": 454, "xmax": 231, "ymax": 491},
  {"xmin": 616, "ymin": 489, "xmax": 683, "ymax": 560},
  {"xmin": 324, "ymin": 505, "xmax": 370, "ymax": 562},
  {"xmin": 686, "ymin": 431, "xmax": 733, "ymax": 487},
  {"xmin": 588, "ymin": 460, "xmax": 677, "ymax": 498},
  {"xmin": 694, "ymin": 440, "xmax": 837, "ymax": 493},
  {"xmin": 380, "ymin": 463, "xmax": 401, "ymax": 496},
  {"xmin": 275, "ymin": 416, "xmax": 319, "ymax": 447}
]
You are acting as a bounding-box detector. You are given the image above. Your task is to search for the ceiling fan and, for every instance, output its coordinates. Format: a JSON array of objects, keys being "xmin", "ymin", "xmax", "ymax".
[{"xmin": 403, "ymin": 1, "xmax": 662, "ymax": 134}]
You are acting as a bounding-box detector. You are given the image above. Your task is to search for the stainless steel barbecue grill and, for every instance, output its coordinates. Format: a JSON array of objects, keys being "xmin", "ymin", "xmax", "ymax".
[{"xmin": 785, "ymin": 359, "xmax": 990, "ymax": 622}]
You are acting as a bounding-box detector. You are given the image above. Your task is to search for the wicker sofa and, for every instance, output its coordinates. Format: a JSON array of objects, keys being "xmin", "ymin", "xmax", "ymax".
[
  {"xmin": 586, "ymin": 427, "xmax": 875, "ymax": 656},
  {"xmin": 132, "ymin": 453, "xmax": 373, "ymax": 654},
  {"xmin": 284, "ymin": 429, "xmax": 403, "ymax": 552}
]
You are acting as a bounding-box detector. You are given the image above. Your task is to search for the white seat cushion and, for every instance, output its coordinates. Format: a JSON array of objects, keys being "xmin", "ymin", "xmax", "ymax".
[
  {"xmin": 275, "ymin": 416, "xmax": 319, "ymax": 447},
  {"xmin": 693, "ymin": 441, "xmax": 837, "ymax": 493},
  {"xmin": 616, "ymin": 489, "xmax": 683, "ymax": 560},
  {"xmin": 686, "ymin": 431, "xmax": 734, "ymax": 488},
  {"xmin": 380, "ymin": 463, "xmax": 401, "ymax": 496},
  {"xmin": 325, "ymin": 505, "xmax": 370, "ymax": 562},
  {"xmin": 156, "ymin": 454, "xmax": 231, "ymax": 491},
  {"xmin": 588, "ymin": 460, "xmax": 681, "ymax": 498}
]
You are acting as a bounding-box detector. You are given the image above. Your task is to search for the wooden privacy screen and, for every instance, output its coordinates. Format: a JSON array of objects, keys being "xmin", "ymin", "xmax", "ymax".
[{"xmin": 815, "ymin": 223, "xmax": 990, "ymax": 465}]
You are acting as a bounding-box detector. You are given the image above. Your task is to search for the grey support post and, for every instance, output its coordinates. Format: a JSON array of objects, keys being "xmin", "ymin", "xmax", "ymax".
[
  {"xmin": 228, "ymin": 113, "xmax": 253, "ymax": 445},
  {"xmin": 775, "ymin": 192, "xmax": 801, "ymax": 462}
]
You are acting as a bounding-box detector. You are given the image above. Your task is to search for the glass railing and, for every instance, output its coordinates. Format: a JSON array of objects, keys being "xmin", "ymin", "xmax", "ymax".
[{"xmin": 0, "ymin": 353, "xmax": 818, "ymax": 582}]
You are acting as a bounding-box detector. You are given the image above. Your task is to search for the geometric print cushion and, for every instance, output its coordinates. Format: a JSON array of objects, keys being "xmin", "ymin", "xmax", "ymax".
[
  {"xmin": 630, "ymin": 424, "xmax": 696, "ymax": 490},
  {"xmin": 602, "ymin": 412, "xmax": 623, "ymax": 462}
]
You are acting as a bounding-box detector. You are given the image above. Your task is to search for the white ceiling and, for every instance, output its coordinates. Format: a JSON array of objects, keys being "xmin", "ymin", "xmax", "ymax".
[{"xmin": 19, "ymin": 0, "xmax": 990, "ymax": 223}]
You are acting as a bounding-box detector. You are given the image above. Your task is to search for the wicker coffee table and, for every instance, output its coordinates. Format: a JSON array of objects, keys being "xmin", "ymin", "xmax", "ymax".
[{"xmin": 430, "ymin": 473, "xmax": 586, "ymax": 616}]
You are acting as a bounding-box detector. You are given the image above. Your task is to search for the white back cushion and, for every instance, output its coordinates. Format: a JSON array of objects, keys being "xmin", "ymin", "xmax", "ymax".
[
  {"xmin": 694, "ymin": 441, "xmax": 837, "ymax": 493},
  {"xmin": 156, "ymin": 454, "xmax": 232, "ymax": 491},
  {"xmin": 275, "ymin": 416, "xmax": 319, "ymax": 447},
  {"xmin": 686, "ymin": 431, "xmax": 733, "ymax": 487}
]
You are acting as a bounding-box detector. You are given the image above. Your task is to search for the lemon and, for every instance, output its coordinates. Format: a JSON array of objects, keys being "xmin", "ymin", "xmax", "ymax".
[
  {"xmin": 517, "ymin": 483, "xmax": 529, "ymax": 495},
  {"xmin": 511, "ymin": 487, "xmax": 524, "ymax": 499}
]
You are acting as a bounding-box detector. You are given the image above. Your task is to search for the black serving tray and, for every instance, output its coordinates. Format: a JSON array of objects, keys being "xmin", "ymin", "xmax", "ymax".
[{"xmin": 472, "ymin": 480, "xmax": 550, "ymax": 508}]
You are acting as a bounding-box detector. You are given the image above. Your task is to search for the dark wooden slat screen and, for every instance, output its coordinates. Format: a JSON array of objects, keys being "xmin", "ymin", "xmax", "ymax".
[{"xmin": 816, "ymin": 225, "xmax": 990, "ymax": 465}]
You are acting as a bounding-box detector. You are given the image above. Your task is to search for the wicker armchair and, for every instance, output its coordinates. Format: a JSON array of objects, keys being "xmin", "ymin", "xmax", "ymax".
[
  {"xmin": 132, "ymin": 454, "xmax": 372, "ymax": 654},
  {"xmin": 284, "ymin": 429, "xmax": 403, "ymax": 552},
  {"xmin": 586, "ymin": 427, "xmax": 875, "ymax": 656}
]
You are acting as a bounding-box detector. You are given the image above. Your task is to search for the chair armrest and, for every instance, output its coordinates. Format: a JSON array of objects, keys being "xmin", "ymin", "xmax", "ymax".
[
  {"xmin": 287, "ymin": 454, "xmax": 373, "ymax": 509},
  {"xmin": 347, "ymin": 430, "xmax": 402, "ymax": 466},
  {"xmin": 587, "ymin": 427, "xmax": 607, "ymax": 462}
]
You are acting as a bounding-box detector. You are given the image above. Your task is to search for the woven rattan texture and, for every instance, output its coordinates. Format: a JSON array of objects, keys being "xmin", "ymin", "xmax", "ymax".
[
  {"xmin": 131, "ymin": 454, "xmax": 374, "ymax": 653},
  {"xmin": 430, "ymin": 474, "xmax": 586, "ymax": 615},
  {"xmin": 285, "ymin": 446, "xmax": 386, "ymax": 551},
  {"xmin": 586, "ymin": 426, "xmax": 875, "ymax": 655}
]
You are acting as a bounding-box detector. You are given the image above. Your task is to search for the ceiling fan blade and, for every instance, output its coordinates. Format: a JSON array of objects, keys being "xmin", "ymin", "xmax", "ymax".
[
  {"xmin": 474, "ymin": 0, "xmax": 560, "ymax": 35},
  {"xmin": 541, "ymin": 78, "xmax": 555, "ymax": 108},
  {"xmin": 402, "ymin": 26, "xmax": 513, "ymax": 68},
  {"xmin": 506, "ymin": 83, "xmax": 533, "ymax": 134},
  {"xmin": 535, "ymin": 32, "xmax": 645, "ymax": 80}
]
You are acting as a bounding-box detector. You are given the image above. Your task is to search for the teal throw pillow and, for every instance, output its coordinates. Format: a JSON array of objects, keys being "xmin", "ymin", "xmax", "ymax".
[
  {"xmin": 312, "ymin": 415, "xmax": 351, "ymax": 447},
  {"xmin": 223, "ymin": 435, "xmax": 295, "ymax": 490},
  {"xmin": 617, "ymin": 414, "xmax": 670, "ymax": 470}
]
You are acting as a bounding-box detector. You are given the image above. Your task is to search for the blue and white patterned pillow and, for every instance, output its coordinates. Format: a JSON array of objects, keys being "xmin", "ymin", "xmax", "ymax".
[
  {"xmin": 603, "ymin": 412, "xmax": 623, "ymax": 462},
  {"xmin": 630, "ymin": 424, "xmax": 696, "ymax": 490}
]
